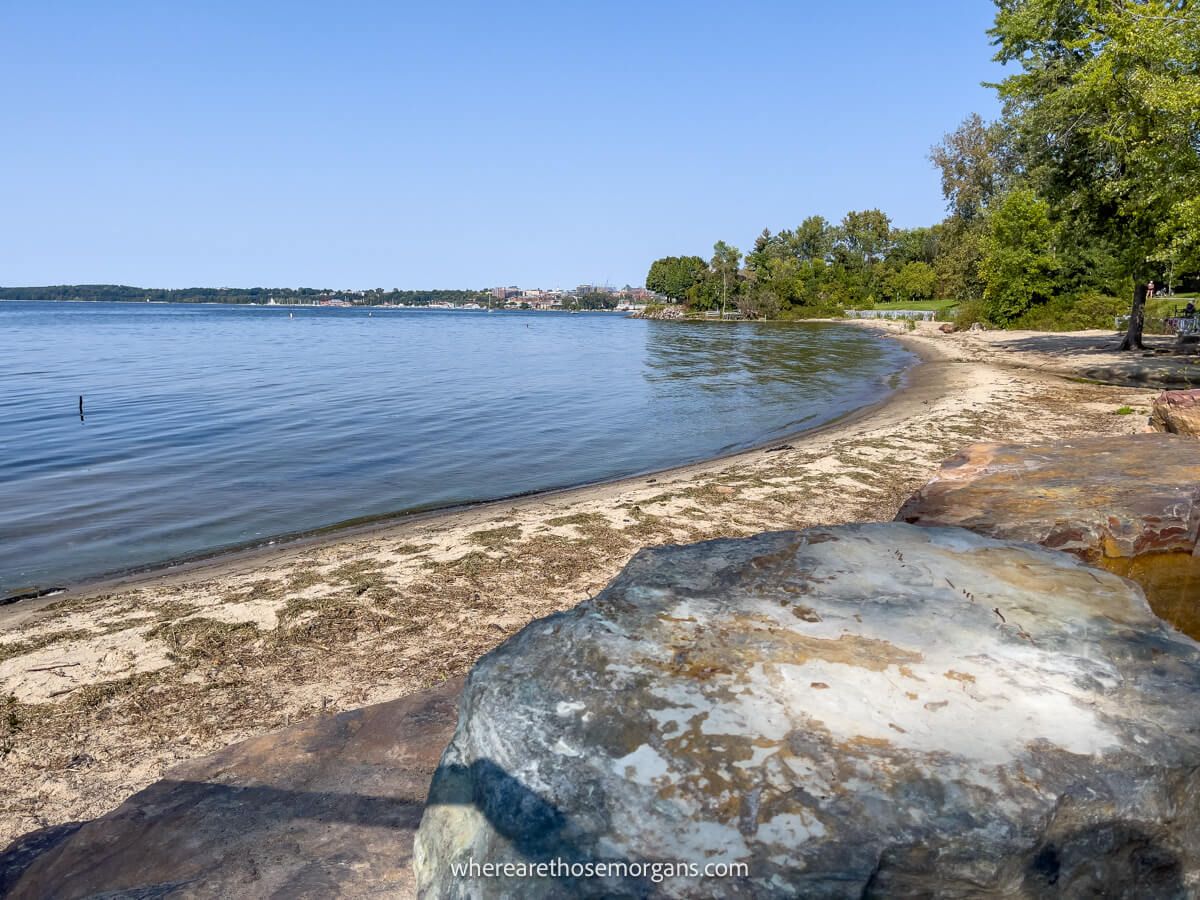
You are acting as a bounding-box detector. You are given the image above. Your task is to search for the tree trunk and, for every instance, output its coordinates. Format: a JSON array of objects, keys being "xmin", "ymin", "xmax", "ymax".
[{"xmin": 1118, "ymin": 279, "xmax": 1148, "ymax": 351}]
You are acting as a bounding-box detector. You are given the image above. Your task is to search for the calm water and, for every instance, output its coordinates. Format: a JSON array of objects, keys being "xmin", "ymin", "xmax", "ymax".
[{"xmin": 0, "ymin": 301, "xmax": 914, "ymax": 595}]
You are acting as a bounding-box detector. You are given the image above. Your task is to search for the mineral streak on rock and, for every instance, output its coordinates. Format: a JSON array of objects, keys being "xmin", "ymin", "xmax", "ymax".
[
  {"xmin": 1151, "ymin": 388, "xmax": 1200, "ymax": 438},
  {"xmin": 897, "ymin": 433, "xmax": 1200, "ymax": 638},
  {"xmin": 414, "ymin": 524, "xmax": 1200, "ymax": 898}
]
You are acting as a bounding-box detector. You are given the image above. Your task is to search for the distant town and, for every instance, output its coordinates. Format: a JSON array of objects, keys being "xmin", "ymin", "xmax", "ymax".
[
  {"xmin": 0, "ymin": 283, "xmax": 663, "ymax": 312},
  {"xmin": 293, "ymin": 284, "xmax": 660, "ymax": 312}
]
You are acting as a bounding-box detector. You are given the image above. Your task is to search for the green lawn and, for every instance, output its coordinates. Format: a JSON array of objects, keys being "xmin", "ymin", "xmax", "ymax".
[
  {"xmin": 862, "ymin": 298, "xmax": 958, "ymax": 312},
  {"xmin": 1149, "ymin": 296, "xmax": 1196, "ymax": 317}
]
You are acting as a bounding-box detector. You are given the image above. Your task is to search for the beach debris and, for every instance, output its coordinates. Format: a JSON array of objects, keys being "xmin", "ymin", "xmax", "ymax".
[{"xmin": 25, "ymin": 663, "xmax": 81, "ymax": 674}]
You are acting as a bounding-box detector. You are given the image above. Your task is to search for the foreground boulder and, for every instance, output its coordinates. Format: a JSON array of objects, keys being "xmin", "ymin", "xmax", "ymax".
[
  {"xmin": 896, "ymin": 434, "xmax": 1200, "ymax": 638},
  {"xmin": 415, "ymin": 524, "xmax": 1200, "ymax": 898},
  {"xmin": 1150, "ymin": 388, "xmax": 1200, "ymax": 437},
  {"xmin": 1, "ymin": 678, "xmax": 461, "ymax": 899}
]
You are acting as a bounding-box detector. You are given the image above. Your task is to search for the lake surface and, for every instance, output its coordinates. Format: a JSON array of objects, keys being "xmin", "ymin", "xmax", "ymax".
[{"xmin": 0, "ymin": 301, "xmax": 914, "ymax": 595}]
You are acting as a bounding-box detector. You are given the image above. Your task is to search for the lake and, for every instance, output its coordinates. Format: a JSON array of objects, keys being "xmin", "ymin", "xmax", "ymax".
[{"xmin": 0, "ymin": 301, "xmax": 915, "ymax": 596}]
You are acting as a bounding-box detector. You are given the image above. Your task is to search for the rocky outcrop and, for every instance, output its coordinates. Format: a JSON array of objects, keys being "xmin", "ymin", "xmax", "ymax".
[
  {"xmin": 414, "ymin": 524, "xmax": 1200, "ymax": 898},
  {"xmin": 631, "ymin": 305, "xmax": 687, "ymax": 320},
  {"xmin": 896, "ymin": 433, "xmax": 1200, "ymax": 638},
  {"xmin": 1, "ymin": 678, "xmax": 462, "ymax": 899},
  {"xmin": 1150, "ymin": 388, "xmax": 1200, "ymax": 437}
]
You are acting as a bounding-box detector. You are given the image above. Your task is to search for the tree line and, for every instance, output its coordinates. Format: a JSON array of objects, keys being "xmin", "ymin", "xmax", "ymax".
[
  {"xmin": 0, "ymin": 284, "xmax": 490, "ymax": 306},
  {"xmin": 646, "ymin": 212, "xmax": 941, "ymax": 319},
  {"xmin": 647, "ymin": 1, "xmax": 1200, "ymax": 348}
]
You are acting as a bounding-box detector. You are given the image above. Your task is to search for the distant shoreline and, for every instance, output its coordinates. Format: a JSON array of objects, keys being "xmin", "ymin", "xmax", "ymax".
[{"xmin": 0, "ymin": 298, "xmax": 631, "ymax": 312}]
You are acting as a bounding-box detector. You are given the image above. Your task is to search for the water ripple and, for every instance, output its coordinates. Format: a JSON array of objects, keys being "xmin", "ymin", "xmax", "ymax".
[{"xmin": 0, "ymin": 302, "xmax": 914, "ymax": 592}]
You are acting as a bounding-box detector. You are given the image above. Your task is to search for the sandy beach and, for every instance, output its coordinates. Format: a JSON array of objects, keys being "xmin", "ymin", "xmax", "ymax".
[{"xmin": 0, "ymin": 321, "xmax": 1168, "ymax": 845}]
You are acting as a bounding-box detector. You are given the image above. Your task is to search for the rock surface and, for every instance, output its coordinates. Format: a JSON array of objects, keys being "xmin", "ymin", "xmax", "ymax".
[
  {"xmin": 896, "ymin": 433, "xmax": 1200, "ymax": 637},
  {"xmin": 414, "ymin": 524, "xmax": 1200, "ymax": 898},
  {"xmin": 1151, "ymin": 388, "xmax": 1200, "ymax": 437},
  {"xmin": 1, "ymin": 678, "xmax": 462, "ymax": 899}
]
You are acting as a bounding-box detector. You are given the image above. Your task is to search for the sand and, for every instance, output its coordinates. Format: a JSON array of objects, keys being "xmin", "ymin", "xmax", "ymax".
[{"xmin": 0, "ymin": 321, "xmax": 1170, "ymax": 845}]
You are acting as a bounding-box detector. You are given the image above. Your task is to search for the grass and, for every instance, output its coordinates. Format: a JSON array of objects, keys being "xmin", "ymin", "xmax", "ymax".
[
  {"xmin": 1116, "ymin": 406, "xmax": 1135, "ymax": 415},
  {"xmin": 1149, "ymin": 297, "xmax": 1197, "ymax": 318}
]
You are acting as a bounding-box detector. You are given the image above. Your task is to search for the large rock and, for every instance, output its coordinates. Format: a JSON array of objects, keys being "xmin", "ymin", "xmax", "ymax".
[
  {"xmin": 1, "ymin": 678, "xmax": 462, "ymax": 899},
  {"xmin": 1151, "ymin": 389, "xmax": 1200, "ymax": 437},
  {"xmin": 414, "ymin": 524, "xmax": 1200, "ymax": 898},
  {"xmin": 896, "ymin": 434, "xmax": 1200, "ymax": 638}
]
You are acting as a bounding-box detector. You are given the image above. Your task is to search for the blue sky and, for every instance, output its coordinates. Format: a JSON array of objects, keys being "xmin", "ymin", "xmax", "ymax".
[{"xmin": 2, "ymin": 1, "xmax": 1004, "ymax": 289}]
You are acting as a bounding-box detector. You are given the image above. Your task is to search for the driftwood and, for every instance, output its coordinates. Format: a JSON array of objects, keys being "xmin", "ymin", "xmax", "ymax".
[{"xmin": 25, "ymin": 662, "xmax": 82, "ymax": 673}]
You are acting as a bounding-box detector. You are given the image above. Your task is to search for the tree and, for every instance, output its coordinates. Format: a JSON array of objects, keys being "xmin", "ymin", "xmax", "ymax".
[
  {"xmin": 789, "ymin": 216, "xmax": 835, "ymax": 262},
  {"xmin": 990, "ymin": 0, "xmax": 1200, "ymax": 348},
  {"xmin": 837, "ymin": 210, "xmax": 893, "ymax": 268},
  {"xmin": 933, "ymin": 217, "xmax": 987, "ymax": 301},
  {"xmin": 979, "ymin": 188, "xmax": 1059, "ymax": 323},
  {"xmin": 889, "ymin": 227, "xmax": 939, "ymax": 268},
  {"xmin": 645, "ymin": 256, "xmax": 708, "ymax": 303},
  {"xmin": 711, "ymin": 241, "xmax": 742, "ymax": 319},
  {"xmin": 930, "ymin": 114, "xmax": 1013, "ymax": 223},
  {"xmin": 887, "ymin": 261, "xmax": 938, "ymax": 305},
  {"xmin": 833, "ymin": 210, "xmax": 893, "ymax": 306}
]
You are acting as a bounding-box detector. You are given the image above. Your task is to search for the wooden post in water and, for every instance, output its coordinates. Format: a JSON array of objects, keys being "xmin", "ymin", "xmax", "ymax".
[{"xmin": 79, "ymin": 395, "xmax": 84, "ymax": 422}]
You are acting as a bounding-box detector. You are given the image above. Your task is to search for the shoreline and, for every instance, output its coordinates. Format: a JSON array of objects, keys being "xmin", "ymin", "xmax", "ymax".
[
  {"xmin": 1, "ymin": 325, "xmax": 920, "ymax": 618},
  {"xmin": 0, "ymin": 321, "xmax": 1170, "ymax": 845}
]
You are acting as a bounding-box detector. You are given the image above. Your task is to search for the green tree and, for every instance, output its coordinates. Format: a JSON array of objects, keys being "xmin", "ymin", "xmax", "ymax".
[
  {"xmin": 833, "ymin": 210, "xmax": 893, "ymax": 306},
  {"xmin": 889, "ymin": 227, "xmax": 939, "ymax": 268},
  {"xmin": 979, "ymin": 188, "xmax": 1059, "ymax": 323},
  {"xmin": 645, "ymin": 256, "xmax": 708, "ymax": 303},
  {"xmin": 933, "ymin": 218, "xmax": 987, "ymax": 301},
  {"xmin": 837, "ymin": 210, "xmax": 893, "ymax": 268},
  {"xmin": 711, "ymin": 241, "xmax": 742, "ymax": 319},
  {"xmin": 789, "ymin": 216, "xmax": 835, "ymax": 262},
  {"xmin": 930, "ymin": 114, "xmax": 1013, "ymax": 223},
  {"xmin": 990, "ymin": 0, "xmax": 1200, "ymax": 348},
  {"xmin": 887, "ymin": 261, "xmax": 938, "ymax": 305}
]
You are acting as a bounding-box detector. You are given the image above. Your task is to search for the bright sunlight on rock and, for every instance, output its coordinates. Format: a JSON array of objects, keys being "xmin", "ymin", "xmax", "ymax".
[{"xmin": 415, "ymin": 523, "xmax": 1200, "ymax": 898}]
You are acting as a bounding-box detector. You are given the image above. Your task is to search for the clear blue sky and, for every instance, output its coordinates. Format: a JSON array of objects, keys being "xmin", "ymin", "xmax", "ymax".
[{"xmin": 2, "ymin": 1, "xmax": 1004, "ymax": 290}]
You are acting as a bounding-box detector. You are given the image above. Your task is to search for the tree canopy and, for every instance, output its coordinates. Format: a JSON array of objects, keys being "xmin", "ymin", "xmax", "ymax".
[
  {"xmin": 644, "ymin": 3, "xmax": 1200, "ymax": 335},
  {"xmin": 989, "ymin": 0, "xmax": 1200, "ymax": 346},
  {"xmin": 645, "ymin": 256, "xmax": 709, "ymax": 303}
]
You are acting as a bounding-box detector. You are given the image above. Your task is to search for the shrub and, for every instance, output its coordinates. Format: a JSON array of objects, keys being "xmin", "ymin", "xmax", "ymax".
[
  {"xmin": 953, "ymin": 299, "xmax": 986, "ymax": 330},
  {"xmin": 1013, "ymin": 293, "xmax": 1126, "ymax": 331},
  {"xmin": 779, "ymin": 303, "xmax": 845, "ymax": 320}
]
